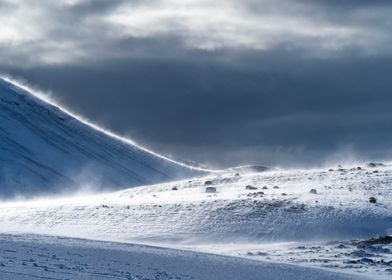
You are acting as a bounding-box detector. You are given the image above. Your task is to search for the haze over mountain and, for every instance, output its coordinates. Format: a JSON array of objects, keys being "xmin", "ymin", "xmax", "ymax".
[{"xmin": 0, "ymin": 78, "xmax": 203, "ymax": 198}]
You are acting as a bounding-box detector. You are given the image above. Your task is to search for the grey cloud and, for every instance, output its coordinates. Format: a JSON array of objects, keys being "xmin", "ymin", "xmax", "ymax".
[
  {"xmin": 4, "ymin": 44, "xmax": 392, "ymax": 167},
  {"xmin": 1, "ymin": 0, "xmax": 392, "ymax": 68},
  {"xmin": 2, "ymin": 1, "xmax": 392, "ymax": 168},
  {"xmin": 302, "ymin": 0, "xmax": 392, "ymax": 8},
  {"xmin": 0, "ymin": 1, "xmax": 15, "ymax": 10},
  {"xmin": 67, "ymin": 0, "xmax": 127, "ymax": 15}
]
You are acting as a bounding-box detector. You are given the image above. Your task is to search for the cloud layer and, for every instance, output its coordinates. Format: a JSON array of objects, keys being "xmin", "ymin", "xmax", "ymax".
[
  {"xmin": 2, "ymin": 0, "xmax": 392, "ymax": 167},
  {"xmin": 1, "ymin": 0, "xmax": 392, "ymax": 66}
]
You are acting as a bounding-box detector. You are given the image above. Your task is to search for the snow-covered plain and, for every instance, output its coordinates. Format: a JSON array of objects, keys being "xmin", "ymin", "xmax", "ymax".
[
  {"xmin": 0, "ymin": 165, "xmax": 391, "ymax": 278},
  {"xmin": 0, "ymin": 234, "xmax": 367, "ymax": 280}
]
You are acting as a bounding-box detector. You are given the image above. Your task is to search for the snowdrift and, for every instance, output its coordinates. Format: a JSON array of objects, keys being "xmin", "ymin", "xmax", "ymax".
[{"xmin": 1, "ymin": 165, "xmax": 391, "ymax": 243}]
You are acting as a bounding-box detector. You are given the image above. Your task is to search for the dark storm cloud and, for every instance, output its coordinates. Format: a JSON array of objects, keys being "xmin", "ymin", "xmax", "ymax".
[
  {"xmin": 66, "ymin": 0, "xmax": 126, "ymax": 15},
  {"xmin": 5, "ymin": 46, "xmax": 392, "ymax": 167},
  {"xmin": 2, "ymin": 0, "xmax": 392, "ymax": 168},
  {"xmin": 303, "ymin": 0, "xmax": 391, "ymax": 8},
  {"xmin": 0, "ymin": 1, "xmax": 14, "ymax": 10}
]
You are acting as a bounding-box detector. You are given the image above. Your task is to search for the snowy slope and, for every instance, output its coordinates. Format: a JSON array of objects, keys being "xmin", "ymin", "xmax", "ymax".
[
  {"xmin": 1, "ymin": 164, "xmax": 390, "ymax": 242},
  {"xmin": 0, "ymin": 78, "xmax": 205, "ymax": 198},
  {"xmin": 0, "ymin": 163, "xmax": 391, "ymax": 277},
  {"xmin": 0, "ymin": 234, "xmax": 368, "ymax": 280}
]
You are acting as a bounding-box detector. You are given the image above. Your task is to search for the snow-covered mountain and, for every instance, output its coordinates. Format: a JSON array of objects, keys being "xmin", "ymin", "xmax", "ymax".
[{"xmin": 0, "ymin": 78, "xmax": 204, "ymax": 198}]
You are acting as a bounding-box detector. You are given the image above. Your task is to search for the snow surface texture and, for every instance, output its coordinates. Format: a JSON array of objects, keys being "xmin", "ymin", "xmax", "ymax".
[
  {"xmin": 0, "ymin": 165, "xmax": 391, "ymax": 278},
  {"xmin": 0, "ymin": 78, "xmax": 205, "ymax": 198},
  {"xmin": 0, "ymin": 234, "xmax": 367, "ymax": 280}
]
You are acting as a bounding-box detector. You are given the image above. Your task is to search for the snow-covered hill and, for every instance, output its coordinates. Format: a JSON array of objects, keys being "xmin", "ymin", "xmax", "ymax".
[
  {"xmin": 0, "ymin": 163, "xmax": 391, "ymax": 278},
  {"xmin": 0, "ymin": 78, "xmax": 204, "ymax": 198}
]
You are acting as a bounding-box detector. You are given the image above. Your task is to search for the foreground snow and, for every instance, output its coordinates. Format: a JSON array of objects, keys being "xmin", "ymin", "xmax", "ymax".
[
  {"xmin": 0, "ymin": 234, "xmax": 367, "ymax": 280},
  {"xmin": 0, "ymin": 163, "xmax": 391, "ymax": 278}
]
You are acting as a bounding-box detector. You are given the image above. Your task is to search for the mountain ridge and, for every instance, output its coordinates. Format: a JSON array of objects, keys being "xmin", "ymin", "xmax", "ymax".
[{"xmin": 0, "ymin": 77, "xmax": 205, "ymax": 198}]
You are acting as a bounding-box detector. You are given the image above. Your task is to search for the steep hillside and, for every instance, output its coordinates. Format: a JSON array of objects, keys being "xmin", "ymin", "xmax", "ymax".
[{"xmin": 0, "ymin": 78, "xmax": 203, "ymax": 198}]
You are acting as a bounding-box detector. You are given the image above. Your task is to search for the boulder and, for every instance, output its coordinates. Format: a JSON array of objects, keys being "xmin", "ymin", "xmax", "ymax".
[
  {"xmin": 206, "ymin": 187, "xmax": 217, "ymax": 193},
  {"xmin": 353, "ymin": 236, "xmax": 392, "ymax": 247},
  {"xmin": 247, "ymin": 191, "xmax": 264, "ymax": 198},
  {"xmin": 245, "ymin": 185, "xmax": 258, "ymax": 190},
  {"xmin": 309, "ymin": 189, "xmax": 317, "ymax": 194},
  {"xmin": 204, "ymin": 180, "xmax": 213, "ymax": 186},
  {"xmin": 368, "ymin": 162, "xmax": 385, "ymax": 168}
]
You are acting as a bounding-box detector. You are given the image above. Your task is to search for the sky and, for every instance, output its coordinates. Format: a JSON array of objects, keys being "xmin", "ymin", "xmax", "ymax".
[{"xmin": 1, "ymin": 0, "xmax": 392, "ymax": 168}]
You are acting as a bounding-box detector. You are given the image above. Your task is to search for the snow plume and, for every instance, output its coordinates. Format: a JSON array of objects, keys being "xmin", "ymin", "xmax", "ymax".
[
  {"xmin": 0, "ymin": 76, "xmax": 207, "ymax": 199},
  {"xmin": 1, "ymin": 75, "xmax": 210, "ymax": 171}
]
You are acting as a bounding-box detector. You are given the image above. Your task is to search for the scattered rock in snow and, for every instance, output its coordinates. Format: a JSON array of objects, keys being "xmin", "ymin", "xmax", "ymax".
[
  {"xmin": 206, "ymin": 187, "xmax": 217, "ymax": 193},
  {"xmin": 245, "ymin": 185, "xmax": 258, "ymax": 190},
  {"xmin": 247, "ymin": 251, "xmax": 268, "ymax": 257},
  {"xmin": 328, "ymin": 169, "xmax": 334, "ymax": 172},
  {"xmin": 369, "ymin": 197, "xmax": 377, "ymax": 203},
  {"xmin": 171, "ymin": 187, "xmax": 178, "ymax": 191},
  {"xmin": 368, "ymin": 162, "xmax": 385, "ymax": 168},
  {"xmin": 247, "ymin": 192, "xmax": 264, "ymax": 198},
  {"xmin": 309, "ymin": 189, "xmax": 318, "ymax": 194},
  {"xmin": 281, "ymin": 193, "xmax": 287, "ymax": 196},
  {"xmin": 262, "ymin": 186, "xmax": 268, "ymax": 190},
  {"xmin": 235, "ymin": 173, "xmax": 240, "ymax": 177},
  {"xmin": 273, "ymin": 186, "xmax": 280, "ymax": 189},
  {"xmin": 248, "ymin": 166, "xmax": 269, "ymax": 173},
  {"xmin": 204, "ymin": 181, "xmax": 213, "ymax": 186},
  {"xmin": 353, "ymin": 236, "xmax": 392, "ymax": 248}
]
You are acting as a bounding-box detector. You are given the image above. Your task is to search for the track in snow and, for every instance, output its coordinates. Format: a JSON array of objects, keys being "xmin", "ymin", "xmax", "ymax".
[{"xmin": 0, "ymin": 234, "xmax": 368, "ymax": 280}]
